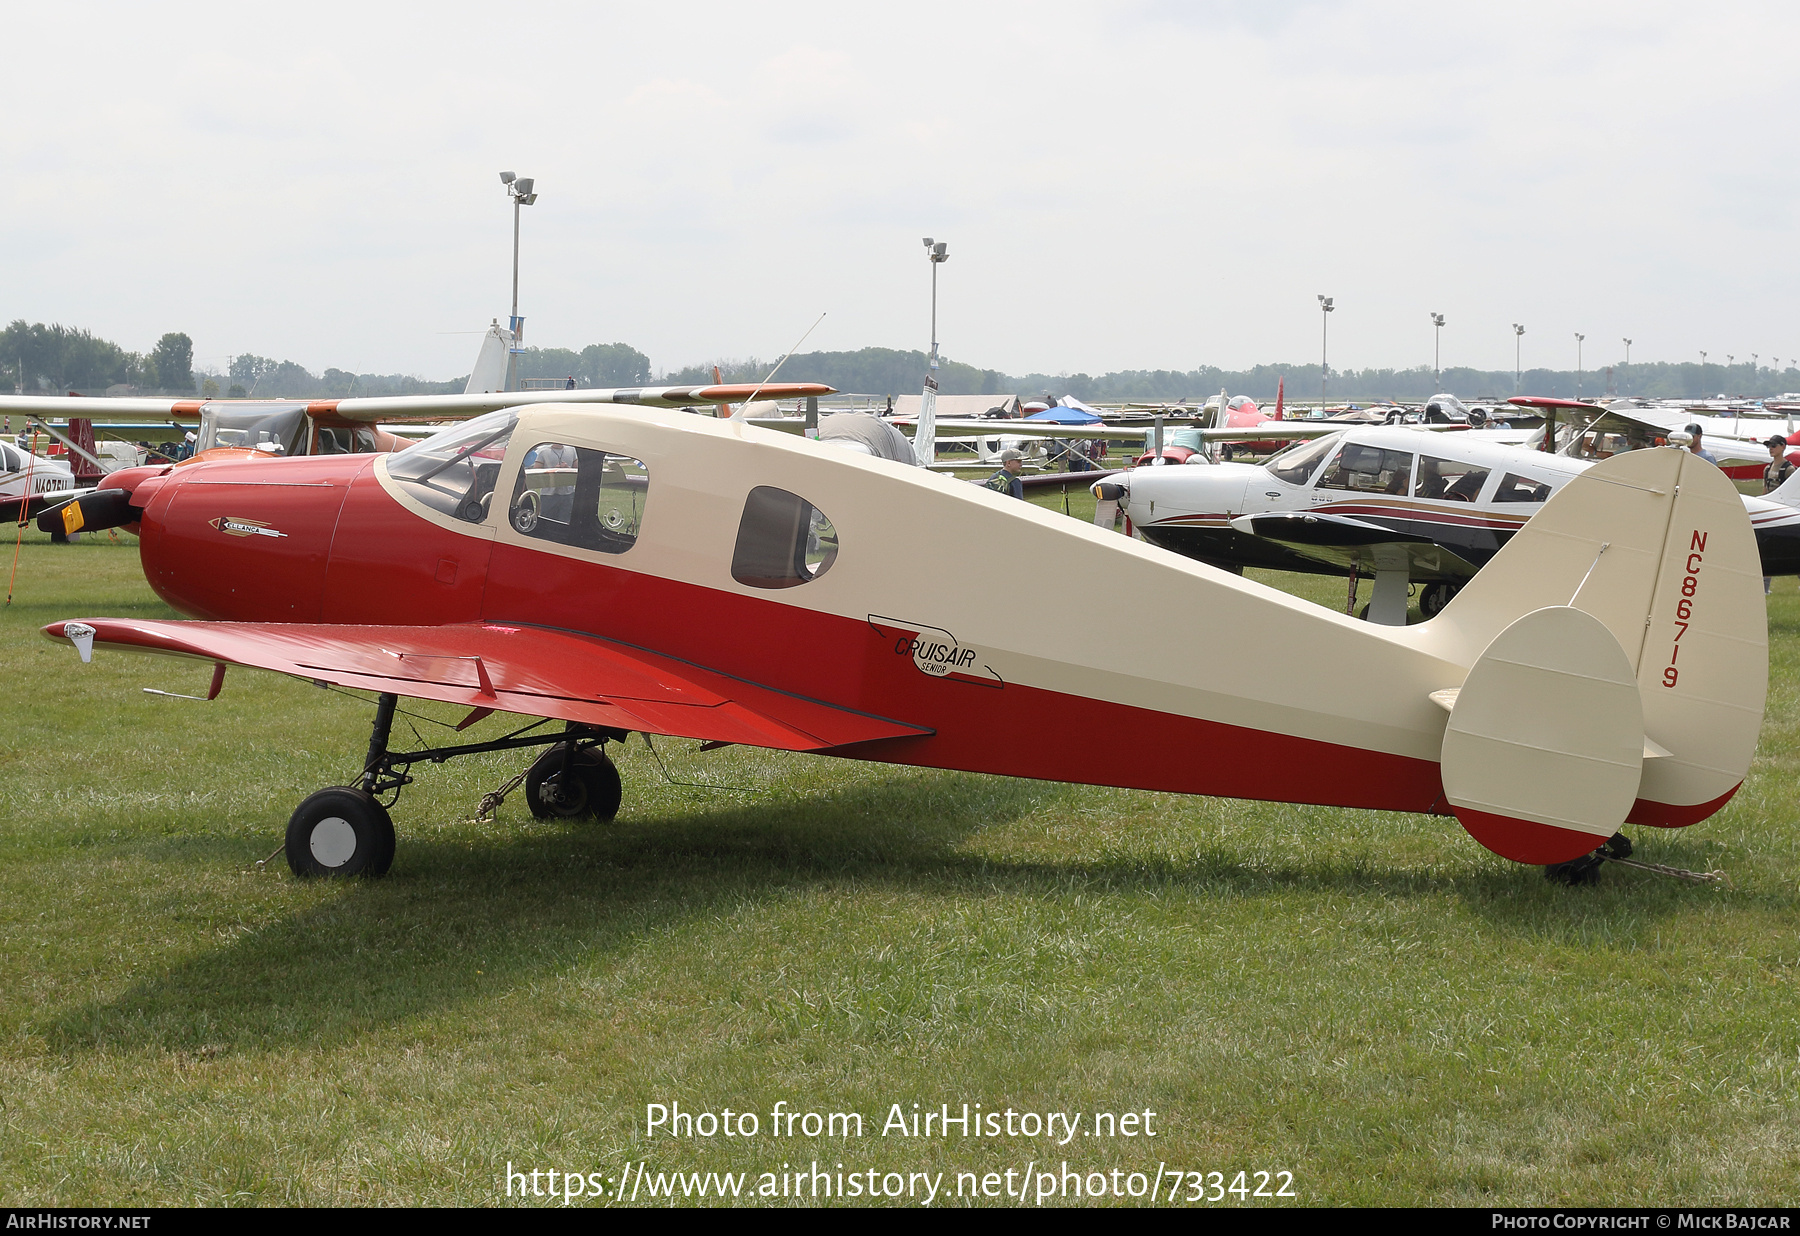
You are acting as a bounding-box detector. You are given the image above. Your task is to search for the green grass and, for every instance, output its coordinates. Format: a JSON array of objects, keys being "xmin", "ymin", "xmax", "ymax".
[{"xmin": 1, "ymin": 525, "xmax": 1798, "ymax": 1206}]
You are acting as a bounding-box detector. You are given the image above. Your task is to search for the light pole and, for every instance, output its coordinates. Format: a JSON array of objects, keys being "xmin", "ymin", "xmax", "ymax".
[
  {"xmin": 1318, "ymin": 295, "xmax": 1334, "ymax": 412},
  {"xmin": 1575, "ymin": 332, "xmax": 1585, "ymax": 397},
  {"xmin": 922, "ymin": 237, "xmax": 948, "ymax": 372},
  {"xmin": 1621, "ymin": 338, "xmax": 1631, "ymax": 395},
  {"xmin": 1429, "ymin": 312, "xmax": 1445, "ymax": 387},
  {"xmin": 915, "ymin": 237, "xmax": 949, "ymax": 466},
  {"xmin": 1513, "ymin": 323, "xmax": 1525, "ymax": 393},
  {"xmin": 499, "ymin": 171, "xmax": 538, "ymax": 392}
]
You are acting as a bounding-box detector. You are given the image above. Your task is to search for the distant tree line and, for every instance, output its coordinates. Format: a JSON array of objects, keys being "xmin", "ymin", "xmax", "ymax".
[
  {"xmin": 11, "ymin": 318, "xmax": 1800, "ymax": 405},
  {"xmin": 221, "ymin": 354, "xmax": 462, "ymax": 399},
  {"xmin": 3, "ymin": 320, "xmax": 194, "ymax": 394},
  {"xmin": 663, "ymin": 347, "xmax": 1010, "ymax": 399},
  {"xmin": 515, "ymin": 342, "xmax": 653, "ymax": 388}
]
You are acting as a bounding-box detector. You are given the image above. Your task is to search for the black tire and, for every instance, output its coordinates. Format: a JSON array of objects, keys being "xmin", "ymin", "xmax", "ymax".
[
  {"xmin": 524, "ymin": 744, "xmax": 622, "ymax": 822},
  {"xmin": 1419, "ymin": 582, "xmax": 1461, "ymax": 618},
  {"xmin": 286, "ymin": 787, "xmax": 395, "ymax": 878}
]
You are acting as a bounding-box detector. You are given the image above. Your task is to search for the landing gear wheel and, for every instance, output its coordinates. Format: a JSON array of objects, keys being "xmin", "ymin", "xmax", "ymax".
[
  {"xmin": 524, "ymin": 743, "xmax": 622, "ymax": 822},
  {"xmin": 286, "ymin": 787, "xmax": 395, "ymax": 878},
  {"xmin": 1420, "ymin": 582, "xmax": 1461, "ymax": 618},
  {"xmin": 1543, "ymin": 832, "xmax": 1631, "ymax": 887}
]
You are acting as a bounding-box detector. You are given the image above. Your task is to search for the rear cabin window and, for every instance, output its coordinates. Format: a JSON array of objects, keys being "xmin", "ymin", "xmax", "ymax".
[
  {"xmin": 1413, "ymin": 456, "xmax": 1490, "ymax": 502},
  {"xmin": 1318, "ymin": 443, "xmax": 1414, "ymax": 494},
  {"xmin": 1264, "ymin": 433, "xmax": 1342, "ymax": 486},
  {"xmin": 385, "ymin": 410, "xmax": 517, "ymax": 522},
  {"xmin": 1493, "ymin": 472, "xmax": 1553, "ymax": 503},
  {"xmin": 508, "ymin": 442, "xmax": 648, "ymax": 554},
  {"xmin": 731, "ymin": 487, "xmax": 839, "ymax": 589}
]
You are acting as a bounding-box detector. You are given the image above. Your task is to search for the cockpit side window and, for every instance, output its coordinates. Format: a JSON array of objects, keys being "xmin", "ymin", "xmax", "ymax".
[
  {"xmin": 1493, "ymin": 472, "xmax": 1553, "ymax": 503},
  {"xmin": 385, "ymin": 409, "xmax": 517, "ymax": 522},
  {"xmin": 1264, "ymin": 433, "xmax": 1342, "ymax": 486},
  {"xmin": 731, "ymin": 487, "xmax": 839, "ymax": 589},
  {"xmin": 197, "ymin": 405, "xmax": 309, "ymax": 456},
  {"xmin": 1319, "ymin": 443, "xmax": 1414, "ymax": 494},
  {"xmin": 1413, "ymin": 455, "xmax": 1490, "ymax": 502},
  {"xmin": 507, "ymin": 442, "xmax": 648, "ymax": 554}
]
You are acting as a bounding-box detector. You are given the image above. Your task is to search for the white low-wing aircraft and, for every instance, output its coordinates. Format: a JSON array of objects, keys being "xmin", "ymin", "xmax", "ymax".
[
  {"xmin": 0, "ymin": 437, "xmax": 79, "ymax": 521},
  {"xmin": 1105, "ymin": 423, "xmax": 1800, "ymax": 624}
]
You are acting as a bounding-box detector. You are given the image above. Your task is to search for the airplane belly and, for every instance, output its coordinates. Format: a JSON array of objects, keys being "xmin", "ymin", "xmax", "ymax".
[{"xmin": 138, "ymin": 461, "xmax": 353, "ymax": 622}]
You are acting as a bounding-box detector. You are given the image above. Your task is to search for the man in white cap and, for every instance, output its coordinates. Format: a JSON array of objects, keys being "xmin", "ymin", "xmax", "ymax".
[{"xmin": 985, "ymin": 448, "xmax": 1025, "ymax": 499}]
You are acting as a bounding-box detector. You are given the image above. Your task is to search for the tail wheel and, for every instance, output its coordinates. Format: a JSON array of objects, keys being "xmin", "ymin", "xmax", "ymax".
[
  {"xmin": 286, "ymin": 787, "xmax": 395, "ymax": 878},
  {"xmin": 525, "ymin": 743, "xmax": 622, "ymax": 822}
]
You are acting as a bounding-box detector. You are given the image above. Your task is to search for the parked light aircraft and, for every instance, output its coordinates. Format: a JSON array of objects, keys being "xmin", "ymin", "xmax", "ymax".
[
  {"xmin": 0, "ymin": 437, "xmax": 78, "ymax": 521},
  {"xmin": 34, "ymin": 385, "xmax": 1766, "ymax": 881},
  {"xmin": 1106, "ymin": 420, "xmax": 1800, "ymax": 624}
]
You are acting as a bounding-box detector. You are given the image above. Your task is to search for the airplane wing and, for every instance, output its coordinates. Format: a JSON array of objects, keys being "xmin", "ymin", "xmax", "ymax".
[
  {"xmin": 1228, "ymin": 512, "xmax": 1483, "ymax": 579},
  {"xmin": 42, "ymin": 618, "xmax": 929, "ymax": 752},
  {"xmin": 0, "ymin": 384, "xmax": 837, "ymax": 426}
]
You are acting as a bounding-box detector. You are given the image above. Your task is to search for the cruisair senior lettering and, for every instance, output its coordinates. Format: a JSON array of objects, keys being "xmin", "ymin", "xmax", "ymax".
[{"xmin": 869, "ymin": 616, "xmax": 1003, "ymax": 688}]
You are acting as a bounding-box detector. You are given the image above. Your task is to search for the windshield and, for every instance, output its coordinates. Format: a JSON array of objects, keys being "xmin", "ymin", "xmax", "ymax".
[
  {"xmin": 385, "ymin": 410, "xmax": 518, "ymax": 521},
  {"xmin": 196, "ymin": 405, "xmax": 309, "ymax": 455},
  {"xmin": 1264, "ymin": 433, "xmax": 1343, "ymax": 486}
]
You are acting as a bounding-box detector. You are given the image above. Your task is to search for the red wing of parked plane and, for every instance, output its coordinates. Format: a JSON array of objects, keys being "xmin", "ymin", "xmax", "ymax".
[{"xmin": 45, "ymin": 617, "xmax": 930, "ymax": 752}]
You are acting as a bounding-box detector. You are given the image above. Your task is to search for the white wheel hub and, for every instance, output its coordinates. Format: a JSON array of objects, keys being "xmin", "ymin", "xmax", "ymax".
[{"xmin": 310, "ymin": 816, "xmax": 359, "ymax": 867}]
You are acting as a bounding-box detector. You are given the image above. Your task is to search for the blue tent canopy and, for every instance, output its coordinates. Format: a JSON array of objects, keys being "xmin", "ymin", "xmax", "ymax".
[{"xmin": 1023, "ymin": 406, "xmax": 1102, "ymax": 425}]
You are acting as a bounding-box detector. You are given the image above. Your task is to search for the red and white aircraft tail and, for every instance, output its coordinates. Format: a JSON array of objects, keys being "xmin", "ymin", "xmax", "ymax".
[{"xmin": 1418, "ymin": 448, "xmax": 1765, "ymax": 861}]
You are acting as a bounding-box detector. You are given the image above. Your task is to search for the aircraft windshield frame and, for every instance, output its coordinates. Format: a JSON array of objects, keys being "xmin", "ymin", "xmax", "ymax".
[
  {"xmin": 397, "ymin": 411, "xmax": 520, "ymax": 484},
  {"xmin": 1263, "ymin": 432, "xmax": 1344, "ymax": 486}
]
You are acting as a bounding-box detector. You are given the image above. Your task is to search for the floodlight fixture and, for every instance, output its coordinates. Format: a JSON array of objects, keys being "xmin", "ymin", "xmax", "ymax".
[{"xmin": 500, "ymin": 171, "xmax": 516, "ymax": 184}]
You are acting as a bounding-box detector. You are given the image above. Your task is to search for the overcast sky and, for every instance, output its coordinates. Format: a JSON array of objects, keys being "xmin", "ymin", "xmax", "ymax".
[{"xmin": 4, "ymin": 2, "xmax": 1794, "ymax": 382}]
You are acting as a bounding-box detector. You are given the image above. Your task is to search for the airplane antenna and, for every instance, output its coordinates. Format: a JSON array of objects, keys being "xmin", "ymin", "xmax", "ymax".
[{"xmin": 733, "ymin": 312, "xmax": 827, "ymax": 419}]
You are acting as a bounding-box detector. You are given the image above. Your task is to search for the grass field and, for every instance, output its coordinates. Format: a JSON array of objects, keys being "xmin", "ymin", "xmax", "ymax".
[{"xmin": 1, "ymin": 520, "xmax": 1797, "ymax": 1207}]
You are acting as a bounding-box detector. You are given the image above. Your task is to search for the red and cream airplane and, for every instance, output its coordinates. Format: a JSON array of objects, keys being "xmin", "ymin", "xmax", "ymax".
[{"xmin": 27, "ymin": 387, "xmax": 1766, "ymax": 883}]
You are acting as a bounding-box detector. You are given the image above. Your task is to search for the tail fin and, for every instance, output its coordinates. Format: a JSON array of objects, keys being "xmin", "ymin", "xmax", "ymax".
[
  {"xmin": 463, "ymin": 321, "xmax": 512, "ymax": 395},
  {"xmin": 713, "ymin": 366, "xmax": 733, "ymax": 419},
  {"xmin": 1274, "ymin": 375, "xmax": 1285, "ymax": 420},
  {"xmin": 1419, "ymin": 448, "xmax": 1766, "ymax": 860},
  {"xmin": 914, "ymin": 376, "xmax": 938, "ymax": 467}
]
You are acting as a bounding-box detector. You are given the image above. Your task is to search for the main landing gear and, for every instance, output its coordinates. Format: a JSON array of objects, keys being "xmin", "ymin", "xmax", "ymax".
[{"xmin": 284, "ymin": 692, "xmax": 626, "ymax": 879}]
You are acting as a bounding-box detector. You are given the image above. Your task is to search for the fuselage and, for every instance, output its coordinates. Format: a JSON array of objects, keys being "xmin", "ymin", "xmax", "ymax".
[
  {"xmin": 124, "ymin": 406, "xmax": 1492, "ymax": 816},
  {"xmin": 107, "ymin": 405, "xmax": 1756, "ymax": 850}
]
